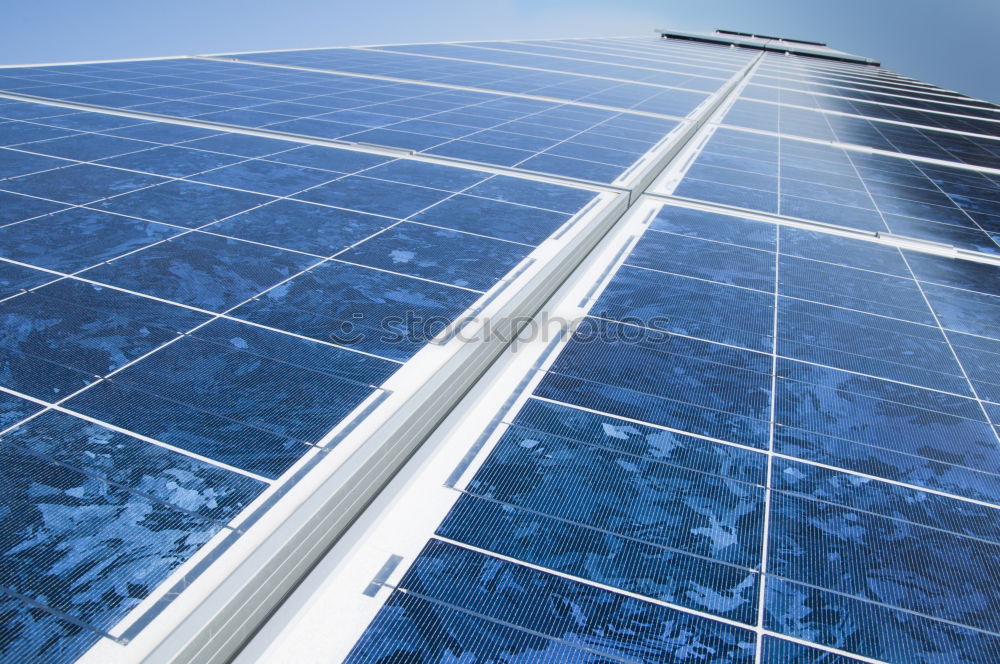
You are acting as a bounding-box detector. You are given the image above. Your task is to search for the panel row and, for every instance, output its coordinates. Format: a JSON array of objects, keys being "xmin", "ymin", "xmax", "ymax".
[
  {"xmin": 223, "ymin": 46, "xmax": 736, "ymax": 117},
  {"xmin": 665, "ymin": 126, "xmax": 1000, "ymax": 254},
  {"xmin": 723, "ymin": 97, "xmax": 1000, "ymax": 169},
  {"xmin": 742, "ymin": 84, "xmax": 1000, "ymax": 137},
  {"xmin": 0, "ymin": 58, "xmax": 686, "ymax": 184},
  {"xmin": 753, "ymin": 56, "xmax": 1000, "ymax": 115}
]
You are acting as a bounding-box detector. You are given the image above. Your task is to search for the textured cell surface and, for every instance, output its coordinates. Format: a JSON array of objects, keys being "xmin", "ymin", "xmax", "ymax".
[
  {"xmin": 345, "ymin": 539, "xmax": 756, "ymax": 663},
  {"xmin": 349, "ymin": 197, "xmax": 1000, "ymax": 664},
  {"xmin": 0, "ymin": 442, "xmax": 226, "ymax": 632},
  {"xmin": 5, "ymin": 33, "xmax": 1000, "ymax": 664},
  {"xmin": 0, "ymin": 79, "xmax": 603, "ymax": 657}
]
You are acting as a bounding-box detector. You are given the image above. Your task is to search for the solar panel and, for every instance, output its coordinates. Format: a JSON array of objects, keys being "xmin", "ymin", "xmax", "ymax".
[
  {"xmin": 0, "ymin": 56, "xmax": 695, "ymax": 185},
  {"xmin": 659, "ymin": 126, "xmax": 1000, "ymax": 254},
  {"xmin": 721, "ymin": 98, "xmax": 1000, "ymax": 169},
  {"xmin": 333, "ymin": 199, "xmax": 1000, "ymax": 664},
  {"xmin": 740, "ymin": 84, "xmax": 1000, "ymax": 136},
  {"xmin": 1, "ymin": 34, "xmax": 999, "ymax": 664},
  {"xmin": 0, "ymin": 85, "xmax": 630, "ymax": 660}
]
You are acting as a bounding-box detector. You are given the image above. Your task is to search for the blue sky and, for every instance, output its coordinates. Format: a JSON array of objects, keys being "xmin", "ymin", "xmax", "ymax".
[{"xmin": 3, "ymin": 0, "xmax": 998, "ymax": 103}]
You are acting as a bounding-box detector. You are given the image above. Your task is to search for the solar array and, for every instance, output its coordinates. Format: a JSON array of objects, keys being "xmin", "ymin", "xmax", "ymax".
[
  {"xmin": 0, "ymin": 97, "xmax": 616, "ymax": 663},
  {"xmin": 666, "ymin": 127, "xmax": 1000, "ymax": 254},
  {"xmin": 337, "ymin": 198, "xmax": 1000, "ymax": 662},
  {"xmin": 0, "ymin": 33, "xmax": 999, "ymax": 664},
  {"xmin": 0, "ymin": 57, "xmax": 686, "ymax": 184}
]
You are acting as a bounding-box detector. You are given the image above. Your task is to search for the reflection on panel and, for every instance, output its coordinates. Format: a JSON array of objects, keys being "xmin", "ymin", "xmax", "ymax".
[
  {"xmin": 722, "ymin": 98, "xmax": 1000, "ymax": 169},
  {"xmin": 670, "ymin": 127, "xmax": 1000, "ymax": 254}
]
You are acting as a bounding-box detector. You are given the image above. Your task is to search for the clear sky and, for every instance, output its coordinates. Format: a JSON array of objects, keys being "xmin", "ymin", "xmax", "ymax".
[{"xmin": 3, "ymin": 0, "xmax": 998, "ymax": 104}]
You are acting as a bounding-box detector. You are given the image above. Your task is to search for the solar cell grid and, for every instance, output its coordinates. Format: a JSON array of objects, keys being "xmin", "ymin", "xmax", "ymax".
[
  {"xmin": 758, "ymin": 65, "xmax": 958, "ymax": 99},
  {"xmin": 3, "ymin": 33, "xmax": 1000, "ymax": 664},
  {"xmin": 739, "ymin": 88, "xmax": 930, "ymax": 131},
  {"xmin": 373, "ymin": 42, "xmax": 729, "ymax": 90},
  {"xmin": 466, "ymin": 39, "xmax": 743, "ymax": 79},
  {"xmin": 344, "ymin": 201, "xmax": 1000, "ymax": 664},
  {"xmin": 0, "ymin": 91, "xmax": 612, "ymax": 661},
  {"xmin": 562, "ymin": 39, "xmax": 754, "ymax": 75},
  {"xmin": 723, "ymin": 97, "xmax": 1000, "ymax": 169},
  {"xmin": 751, "ymin": 70, "xmax": 1000, "ymax": 116},
  {"xmin": 740, "ymin": 85, "xmax": 1000, "ymax": 137},
  {"xmin": 668, "ymin": 126, "xmax": 1000, "ymax": 254},
  {"xmin": 0, "ymin": 58, "xmax": 685, "ymax": 183},
  {"xmin": 222, "ymin": 47, "xmax": 718, "ymax": 117},
  {"xmin": 755, "ymin": 57, "xmax": 974, "ymax": 93}
]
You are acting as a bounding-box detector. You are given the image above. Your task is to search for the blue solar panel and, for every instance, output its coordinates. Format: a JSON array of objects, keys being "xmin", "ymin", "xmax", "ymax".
[
  {"xmin": 0, "ymin": 81, "xmax": 613, "ymax": 659},
  {"xmin": 375, "ymin": 42, "xmax": 729, "ymax": 90},
  {"xmin": 344, "ymin": 200, "xmax": 1000, "ymax": 664},
  {"xmin": 0, "ymin": 57, "xmax": 691, "ymax": 183},
  {"xmin": 671, "ymin": 127, "xmax": 1000, "ymax": 253},
  {"xmin": 3, "ymin": 34, "xmax": 1000, "ymax": 664},
  {"xmin": 466, "ymin": 39, "xmax": 746, "ymax": 79},
  {"xmin": 741, "ymin": 85, "xmax": 1000, "ymax": 137},
  {"xmin": 750, "ymin": 69, "xmax": 1000, "ymax": 116},
  {"xmin": 723, "ymin": 98, "xmax": 1000, "ymax": 169},
  {"xmin": 224, "ymin": 48, "xmax": 716, "ymax": 117}
]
